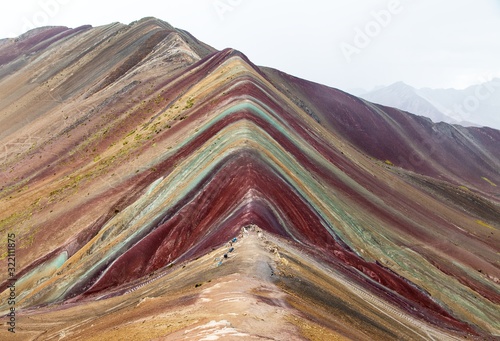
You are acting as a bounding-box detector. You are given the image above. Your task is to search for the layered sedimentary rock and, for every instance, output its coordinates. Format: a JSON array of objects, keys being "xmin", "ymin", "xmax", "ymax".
[{"xmin": 0, "ymin": 17, "xmax": 498, "ymax": 340}]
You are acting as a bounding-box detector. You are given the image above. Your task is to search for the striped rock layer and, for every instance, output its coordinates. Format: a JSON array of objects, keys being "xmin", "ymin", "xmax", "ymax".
[{"xmin": 0, "ymin": 17, "xmax": 499, "ymax": 340}]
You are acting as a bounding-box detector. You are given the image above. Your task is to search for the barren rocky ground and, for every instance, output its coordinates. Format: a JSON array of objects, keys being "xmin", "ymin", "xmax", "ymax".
[{"xmin": 0, "ymin": 17, "xmax": 498, "ymax": 340}]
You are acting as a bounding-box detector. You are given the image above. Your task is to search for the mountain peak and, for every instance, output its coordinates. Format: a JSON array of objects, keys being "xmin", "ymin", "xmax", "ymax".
[
  {"xmin": 391, "ymin": 80, "xmax": 409, "ymax": 86},
  {"xmin": 387, "ymin": 81, "xmax": 414, "ymax": 90},
  {"xmin": 129, "ymin": 16, "xmax": 175, "ymax": 30},
  {"xmin": 0, "ymin": 17, "xmax": 498, "ymax": 340}
]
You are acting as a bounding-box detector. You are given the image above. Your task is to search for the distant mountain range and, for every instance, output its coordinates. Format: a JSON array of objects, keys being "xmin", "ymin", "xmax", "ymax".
[{"xmin": 356, "ymin": 80, "xmax": 500, "ymax": 129}]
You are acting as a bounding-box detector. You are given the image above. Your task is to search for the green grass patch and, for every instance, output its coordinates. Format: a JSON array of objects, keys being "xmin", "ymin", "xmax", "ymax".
[{"xmin": 481, "ymin": 177, "xmax": 497, "ymax": 187}]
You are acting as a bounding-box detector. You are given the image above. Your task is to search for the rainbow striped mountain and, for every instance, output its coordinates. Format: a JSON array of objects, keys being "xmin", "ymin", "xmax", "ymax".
[{"xmin": 0, "ymin": 18, "xmax": 498, "ymax": 340}]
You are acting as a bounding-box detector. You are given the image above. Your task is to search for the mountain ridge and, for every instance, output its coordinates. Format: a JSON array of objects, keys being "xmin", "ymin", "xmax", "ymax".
[{"xmin": 0, "ymin": 18, "xmax": 499, "ymax": 339}]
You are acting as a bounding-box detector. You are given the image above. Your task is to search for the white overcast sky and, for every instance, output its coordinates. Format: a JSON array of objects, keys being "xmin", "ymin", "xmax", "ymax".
[{"xmin": 0, "ymin": 0, "xmax": 499, "ymax": 92}]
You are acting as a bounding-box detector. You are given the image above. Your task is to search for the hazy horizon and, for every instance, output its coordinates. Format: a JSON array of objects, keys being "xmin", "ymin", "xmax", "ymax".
[{"xmin": 1, "ymin": 0, "xmax": 499, "ymax": 93}]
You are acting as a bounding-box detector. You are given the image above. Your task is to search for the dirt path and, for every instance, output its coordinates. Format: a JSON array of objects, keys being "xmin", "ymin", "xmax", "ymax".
[{"xmin": 161, "ymin": 227, "xmax": 302, "ymax": 340}]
